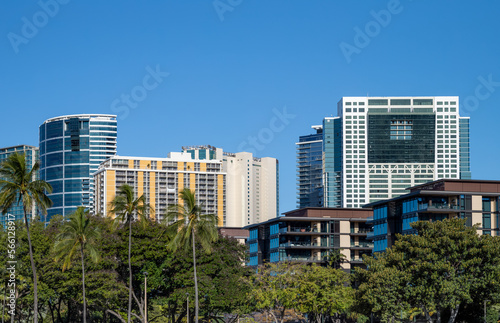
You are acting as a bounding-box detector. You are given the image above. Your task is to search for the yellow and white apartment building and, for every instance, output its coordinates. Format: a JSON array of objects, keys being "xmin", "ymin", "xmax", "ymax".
[
  {"xmin": 94, "ymin": 146, "xmax": 279, "ymax": 227},
  {"xmin": 94, "ymin": 151, "xmax": 226, "ymax": 225}
]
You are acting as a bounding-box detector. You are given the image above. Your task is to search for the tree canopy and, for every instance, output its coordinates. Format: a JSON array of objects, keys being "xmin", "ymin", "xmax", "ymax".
[{"xmin": 355, "ymin": 218, "xmax": 500, "ymax": 323}]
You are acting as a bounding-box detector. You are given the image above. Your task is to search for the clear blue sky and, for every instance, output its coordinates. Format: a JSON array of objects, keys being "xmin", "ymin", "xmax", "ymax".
[{"xmin": 1, "ymin": 1, "xmax": 500, "ymax": 214}]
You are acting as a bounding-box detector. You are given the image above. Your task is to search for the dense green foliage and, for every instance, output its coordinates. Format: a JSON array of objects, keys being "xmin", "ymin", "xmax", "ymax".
[
  {"xmin": 355, "ymin": 218, "xmax": 500, "ymax": 323},
  {"xmin": 53, "ymin": 207, "xmax": 101, "ymax": 323},
  {"xmin": 165, "ymin": 188, "xmax": 219, "ymax": 323},
  {"xmin": 1, "ymin": 197, "xmax": 500, "ymax": 323},
  {"xmin": 0, "ymin": 215, "xmax": 251, "ymax": 322},
  {"xmin": 0, "ymin": 152, "xmax": 52, "ymax": 323},
  {"xmin": 109, "ymin": 184, "xmax": 153, "ymax": 323},
  {"xmin": 250, "ymin": 262, "xmax": 355, "ymax": 323}
]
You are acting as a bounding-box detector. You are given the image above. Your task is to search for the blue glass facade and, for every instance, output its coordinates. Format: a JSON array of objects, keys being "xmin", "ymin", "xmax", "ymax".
[
  {"xmin": 459, "ymin": 117, "xmax": 471, "ymax": 179},
  {"xmin": 39, "ymin": 115, "xmax": 117, "ymax": 221},
  {"xmin": 372, "ymin": 205, "xmax": 388, "ymax": 253},
  {"xmin": 297, "ymin": 126, "xmax": 323, "ymax": 208},
  {"xmin": 0, "ymin": 145, "xmax": 39, "ymax": 226},
  {"xmin": 248, "ymin": 228, "xmax": 259, "ymax": 266},
  {"xmin": 323, "ymin": 117, "xmax": 342, "ymax": 207}
]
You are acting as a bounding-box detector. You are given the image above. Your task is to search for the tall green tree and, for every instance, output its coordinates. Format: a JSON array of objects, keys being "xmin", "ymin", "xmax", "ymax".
[
  {"xmin": 296, "ymin": 264, "xmax": 354, "ymax": 322},
  {"xmin": 356, "ymin": 218, "xmax": 500, "ymax": 323},
  {"xmin": 250, "ymin": 262, "xmax": 303, "ymax": 323},
  {"xmin": 165, "ymin": 188, "xmax": 218, "ymax": 323},
  {"xmin": 161, "ymin": 235, "xmax": 252, "ymax": 323},
  {"xmin": 109, "ymin": 184, "xmax": 152, "ymax": 323},
  {"xmin": 355, "ymin": 250, "xmax": 411, "ymax": 323},
  {"xmin": 53, "ymin": 207, "xmax": 100, "ymax": 323},
  {"xmin": 399, "ymin": 219, "xmax": 500, "ymax": 323},
  {"xmin": 0, "ymin": 152, "xmax": 52, "ymax": 323}
]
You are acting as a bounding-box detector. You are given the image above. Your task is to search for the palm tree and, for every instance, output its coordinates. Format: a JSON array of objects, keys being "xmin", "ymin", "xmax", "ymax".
[
  {"xmin": 0, "ymin": 152, "xmax": 52, "ymax": 323},
  {"xmin": 108, "ymin": 184, "xmax": 151, "ymax": 323},
  {"xmin": 53, "ymin": 207, "xmax": 100, "ymax": 323},
  {"xmin": 165, "ymin": 188, "xmax": 218, "ymax": 323},
  {"xmin": 326, "ymin": 248, "xmax": 347, "ymax": 269}
]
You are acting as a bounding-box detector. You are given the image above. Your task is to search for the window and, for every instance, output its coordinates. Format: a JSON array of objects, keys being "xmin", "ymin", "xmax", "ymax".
[
  {"xmin": 413, "ymin": 99, "xmax": 433, "ymax": 105},
  {"xmin": 368, "ymin": 99, "xmax": 388, "ymax": 106},
  {"xmin": 390, "ymin": 99, "xmax": 411, "ymax": 105},
  {"xmin": 390, "ymin": 120, "xmax": 413, "ymax": 140}
]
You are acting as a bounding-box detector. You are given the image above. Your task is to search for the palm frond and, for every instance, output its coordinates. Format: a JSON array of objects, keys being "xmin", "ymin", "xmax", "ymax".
[
  {"xmin": 53, "ymin": 207, "xmax": 101, "ymax": 270},
  {"xmin": 165, "ymin": 188, "xmax": 218, "ymax": 252}
]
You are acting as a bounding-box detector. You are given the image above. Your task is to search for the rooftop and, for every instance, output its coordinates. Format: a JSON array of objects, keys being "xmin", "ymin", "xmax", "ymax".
[
  {"xmin": 42, "ymin": 114, "xmax": 117, "ymax": 124},
  {"xmin": 364, "ymin": 179, "xmax": 500, "ymax": 208}
]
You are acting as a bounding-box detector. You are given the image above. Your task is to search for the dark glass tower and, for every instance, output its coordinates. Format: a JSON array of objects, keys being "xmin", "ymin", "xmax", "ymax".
[
  {"xmin": 297, "ymin": 126, "xmax": 324, "ymax": 208},
  {"xmin": 39, "ymin": 114, "xmax": 117, "ymax": 220}
]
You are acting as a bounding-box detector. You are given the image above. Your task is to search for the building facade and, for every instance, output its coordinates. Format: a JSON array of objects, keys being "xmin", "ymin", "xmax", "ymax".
[
  {"xmin": 320, "ymin": 96, "xmax": 471, "ymax": 208},
  {"xmin": 39, "ymin": 114, "xmax": 117, "ymax": 220},
  {"xmin": 0, "ymin": 145, "xmax": 39, "ymax": 226},
  {"xmin": 94, "ymin": 152, "xmax": 226, "ymax": 224},
  {"xmin": 366, "ymin": 179, "xmax": 500, "ymax": 253},
  {"xmin": 94, "ymin": 146, "xmax": 279, "ymax": 227},
  {"xmin": 296, "ymin": 125, "xmax": 323, "ymax": 208},
  {"xmin": 222, "ymin": 151, "xmax": 279, "ymax": 227},
  {"xmin": 245, "ymin": 207, "xmax": 372, "ymax": 271}
]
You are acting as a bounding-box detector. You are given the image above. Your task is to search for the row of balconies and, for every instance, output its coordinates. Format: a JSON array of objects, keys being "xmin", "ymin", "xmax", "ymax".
[{"xmin": 276, "ymin": 242, "xmax": 373, "ymax": 249}]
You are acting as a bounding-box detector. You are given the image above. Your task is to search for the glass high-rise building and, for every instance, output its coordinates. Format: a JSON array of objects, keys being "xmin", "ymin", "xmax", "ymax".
[
  {"xmin": 0, "ymin": 145, "xmax": 39, "ymax": 226},
  {"xmin": 296, "ymin": 125, "xmax": 323, "ymax": 208},
  {"xmin": 298, "ymin": 97, "xmax": 471, "ymax": 209},
  {"xmin": 39, "ymin": 114, "xmax": 117, "ymax": 220}
]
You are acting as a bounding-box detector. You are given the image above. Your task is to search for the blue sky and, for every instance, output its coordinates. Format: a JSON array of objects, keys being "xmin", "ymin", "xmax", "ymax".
[{"xmin": 1, "ymin": 1, "xmax": 500, "ymax": 213}]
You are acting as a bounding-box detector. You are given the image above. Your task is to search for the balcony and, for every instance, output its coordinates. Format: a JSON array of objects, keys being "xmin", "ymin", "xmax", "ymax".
[
  {"xmin": 281, "ymin": 241, "xmax": 310, "ymax": 247},
  {"xmin": 286, "ymin": 242, "xmax": 331, "ymax": 247},
  {"xmin": 350, "ymin": 228, "xmax": 371, "ymax": 234},
  {"xmin": 350, "ymin": 242, "xmax": 374, "ymax": 249},
  {"xmin": 350, "ymin": 257, "xmax": 364, "ymax": 263},
  {"xmin": 288, "ymin": 227, "xmax": 327, "ymax": 233},
  {"xmin": 280, "ymin": 256, "xmax": 323, "ymax": 263},
  {"xmin": 427, "ymin": 204, "xmax": 460, "ymax": 211}
]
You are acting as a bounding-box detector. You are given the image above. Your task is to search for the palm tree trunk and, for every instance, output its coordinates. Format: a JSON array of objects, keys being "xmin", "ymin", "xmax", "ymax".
[
  {"xmin": 192, "ymin": 228, "xmax": 198, "ymax": 323},
  {"xmin": 128, "ymin": 213, "xmax": 133, "ymax": 323},
  {"xmin": 81, "ymin": 245, "xmax": 87, "ymax": 323},
  {"xmin": 23, "ymin": 208, "xmax": 38, "ymax": 323}
]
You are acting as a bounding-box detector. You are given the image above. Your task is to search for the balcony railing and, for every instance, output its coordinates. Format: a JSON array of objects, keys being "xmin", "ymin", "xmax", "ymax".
[
  {"xmin": 280, "ymin": 256, "xmax": 322, "ymax": 262},
  {"xmin": 350, "ymin": 228, "xmax": 371, "ymax": 234},
  {"xmin": 280, "ymin": 241, "xmax": 330, "ymax": 248},
  {"xmin": 350, "ymin": 242, "xmax": 374, "ymax": 248},
  {"xmin": 289, "ymin": 227, "xmax": 328, "ymax": 233},
  {"xmin": 281, "ymin": 241, "xmax": 311, "ymax": 247},
  {"xmin": 427, "ymin": 204, "xmax": 460, "ymax": 210}
]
